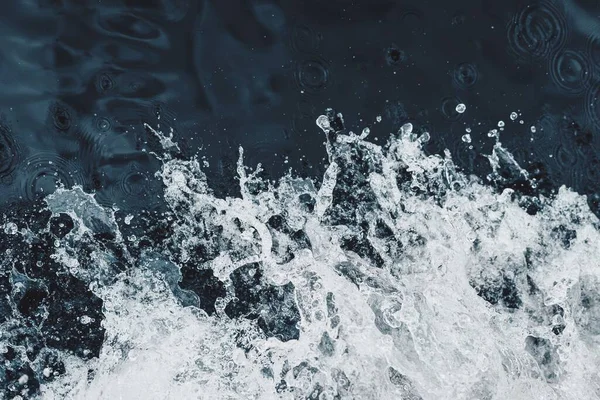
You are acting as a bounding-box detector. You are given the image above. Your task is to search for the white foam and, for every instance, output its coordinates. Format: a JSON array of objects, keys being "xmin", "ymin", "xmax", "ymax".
[{"xmin": 38, "ymin": 120, "xmax": 600, "ymax": 400}]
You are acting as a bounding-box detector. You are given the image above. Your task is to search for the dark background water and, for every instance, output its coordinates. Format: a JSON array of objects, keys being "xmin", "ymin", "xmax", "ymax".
[{"xmin": 1, "ymin": 0, "xmax": 599, "ymax": 212}]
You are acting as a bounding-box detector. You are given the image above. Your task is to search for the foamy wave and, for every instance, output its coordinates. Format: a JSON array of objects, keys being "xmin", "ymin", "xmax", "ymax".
[{"xmin": 7, "ymin": 112, "xmax": 600, "ymax": 400}]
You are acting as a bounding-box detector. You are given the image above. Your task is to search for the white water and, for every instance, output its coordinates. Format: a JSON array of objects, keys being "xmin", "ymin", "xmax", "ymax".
[{"xmin": 33, "ymin": 117, "xmax": 600, "ymax": 400}]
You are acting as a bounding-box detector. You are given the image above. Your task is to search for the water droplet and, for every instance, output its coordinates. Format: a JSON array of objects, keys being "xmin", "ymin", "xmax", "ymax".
[
  {"xmin": 360, "ymin": 127, "xmax": 370, "ymax": 139},
  {"xmin": 498, "ymin": 120, "xmax": 505, "ymax": 128},
  {"xmin": 455, "ymin": 103, "xmax": 466, "ymax": 113},
  {"xmin": 510, "ymin": 112, "xmax": 518, "ymax": 121},
  {"xmin": 487, "ymin": 129, "xmax": 498, "ymax": 138},
  {"xmin": 400, "ymin": 123, "xmax": 413, "ymax": 138},
  {"xmin": 4, "ymin": 222, "xmax": 17, "ymax": 235},
  {"xmin": 531, "ymin": 126, "xmax": 537, "ymax": 133},
  {"xmin": 316, "ymin": 115, "xmax": 331, "ymax": 133},
  {"xmin": 462, "ymin": 134, "xmax": 472, "ymax": 143}
]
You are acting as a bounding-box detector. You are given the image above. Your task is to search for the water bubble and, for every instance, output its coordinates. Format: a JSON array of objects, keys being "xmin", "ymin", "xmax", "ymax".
[
  {"xmin": 498, "ymin": 121, "xmax": 505, "ymax": 128},
  {"xmin": 376, "ymin": 115, "xmax": 382, "ymax": 123},
  {"xmin": 510, "ymin": 112, "xmax": 518, "ymax": 121},
  {"xmin": 461, "ymin": 134, "xmax": 472, "ymax": 143},
  {"xmin": 531, "ymin": 126, "xmax": 537, "ymax": 133},
  {"xmin": 360, "ymin": 127, "xmax": 370, "ymax": 139},
  {"xmin": 487, "ymin": 129, "xmax": 498, "ymax": 138},
  {"xmin": 455, "ymin": 103, "xmax": 466, "ymax": 113},
  {"xmin": 465, "ymin": 127, "xmax": 471, "ymax": 133},
  {"xmin": 419, "ymin": 131, "xmax": 430, "ymax": 143}
]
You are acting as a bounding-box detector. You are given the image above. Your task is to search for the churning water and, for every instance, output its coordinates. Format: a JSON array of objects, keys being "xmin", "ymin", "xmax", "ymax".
[{"xmin": 2, "ymin": 110, "xmax": 599, "ymax": 399}]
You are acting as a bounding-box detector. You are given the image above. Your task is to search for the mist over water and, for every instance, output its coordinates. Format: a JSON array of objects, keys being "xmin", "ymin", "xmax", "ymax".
[{"xmin": 2, "ymin": 112, "xmax": 598, "ymax": 399}]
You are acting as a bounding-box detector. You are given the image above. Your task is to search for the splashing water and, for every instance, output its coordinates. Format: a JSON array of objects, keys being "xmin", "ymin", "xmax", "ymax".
[{"xmin": 3, "ymin": 110, "xmax": 600, "ymax": 400}]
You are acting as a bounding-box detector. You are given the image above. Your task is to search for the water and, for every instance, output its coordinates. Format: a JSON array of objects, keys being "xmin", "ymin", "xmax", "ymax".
[
  {"xmin": 1, "ymin": 117, "xmax": 599, "ymax": 399},
  {"xmin": 2, "ymin": 0, "xmax": 600, "ymax": 399}
]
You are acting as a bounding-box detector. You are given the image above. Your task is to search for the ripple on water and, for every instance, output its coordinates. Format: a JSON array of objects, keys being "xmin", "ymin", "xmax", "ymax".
[
  {"xmin": 46, "ymin": 101, "xmax": 76, "ymax": 134},
  {"xmin": 549, "ymin": 48, "xmax": 591, "ymax": 95},
  {"xmin": 96, "ymin": 163, "xmax": 163, "ymax": 211},
  {"xmin": 385, "ymin": 44, "xmax": 407, "ymax": 68},
  {"xmin": 585, "ymin": 83, "xmax": 600, "ymax": 130},
  {"xmin": 507, "ymin": 1, "xmax": 568, "ymax": 63},
  {"xmin": 18, "ymin": 153, "xmax": 88, "ymax": 202},
  {"xmin": 289, "ymin": 23, "xmax": 321, "ymax": 54},
  {"xmin": 294, "ymin": 57, "xmax": 330, "ymax": 94},
  {"xmin": 93, "ymin": 10, "xmax": 169, "ymax": 48},
  {"xmin": 453, "ymin": 62, "xmax": 479, "ymax": 89},
  {"xmin": 585, "ymin": 34, "xmax": 600, "ymax": 75},
  {"xmin": 95, "ymin": 70, "xmax": 117, "ymax": 95},
  {"xmin": 440, "ymin": 97, "xmax": 464, "ymax": 121}
]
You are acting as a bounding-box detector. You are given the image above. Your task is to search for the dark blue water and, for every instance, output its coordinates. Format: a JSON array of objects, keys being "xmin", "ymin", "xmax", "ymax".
[
  {"xmin": 0, "ymin": 0, "xmax": 597, "ymax": 209},
  {"xmin": 2, "ymin": 0, "xmax": 600, "ymax": 398}
]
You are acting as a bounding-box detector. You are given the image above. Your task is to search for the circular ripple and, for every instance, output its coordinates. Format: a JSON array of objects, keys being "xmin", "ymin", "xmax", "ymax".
[
  {"xmin": 440, "ymin": 97, "xmax": 464, "ymax": 121},
  {"xmin": 507, "ymin": 1, "xmax": 568, "ymax": 62},
  {"xmin": 95, "ymin": 116, "xmax": 112, "ymax": 133},
  {"xmin": 96, "ymin": 163, "xmax": 163, "ymax": 211},
  {"xmin": 96, "ymin": 71, "xmax": 116, "ymax": 94},
  {"xmin": 294, "ymin": 58, "xmax": 330, "ymax": 93},
  {"xmin": 453, "ymin": 63, "xmax": 479, "ymax": 89},
  {"xmin": 289, "ymin": 24, "xmax": 321, "ymax": 54},
  {"xmin": 585, "ymin": 83, "xmax": 600, "ymax": 130},
  {"xmin": 47, "ymin": 101, "xmax": 75, "ymax": 133},
  {"xmin": 385, "ymin": 45, "xmax": 407, "ymax": 67},
  {"xmin": 549, "ymin": 49, "xmax": 591, "ymax": 95},
  {"xmin": 0, "ymin": 122, "xmax": 21, "ymax": 183},
  {"xmin": 400, "ymin": 9, "xmax": 425, "ymax": 35},
  {"xmin": 19, "ymin": 153, "xmax": 88, "ymax": 202},
  {"xmin": 586, "ymin": 34, "xmax": 600, "ymax": 75}
]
